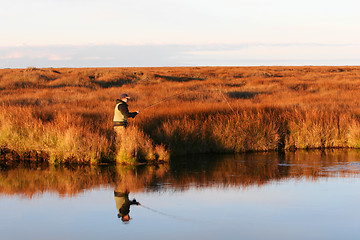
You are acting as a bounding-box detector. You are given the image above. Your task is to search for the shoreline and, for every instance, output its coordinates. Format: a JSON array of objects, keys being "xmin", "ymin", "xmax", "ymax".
[{"xmin": 1, "ymin": 146, "xmax": 359, "ymax": 165}]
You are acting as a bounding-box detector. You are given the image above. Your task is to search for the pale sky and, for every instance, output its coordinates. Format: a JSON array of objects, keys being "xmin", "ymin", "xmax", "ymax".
[{"xmin": 1, "ymin": 0, "xmax": 359, "ymax": 67}]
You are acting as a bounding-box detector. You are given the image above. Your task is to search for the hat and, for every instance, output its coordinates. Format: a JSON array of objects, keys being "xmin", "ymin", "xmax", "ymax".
[{"xmin": 120, "ymin": 93, "xmax": 130, "ymax": 99}]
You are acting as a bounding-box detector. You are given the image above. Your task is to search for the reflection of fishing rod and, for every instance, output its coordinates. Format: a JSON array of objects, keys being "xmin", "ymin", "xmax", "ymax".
[{"xmin": 140, "ymin": 204, "xmax": 195, "ymax": 223}]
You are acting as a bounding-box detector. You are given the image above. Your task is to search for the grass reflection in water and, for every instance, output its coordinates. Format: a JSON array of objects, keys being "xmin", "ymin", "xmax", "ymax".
[{"xmin": 1, "ymin": 150, "xmax": 360, "ymax": 198}]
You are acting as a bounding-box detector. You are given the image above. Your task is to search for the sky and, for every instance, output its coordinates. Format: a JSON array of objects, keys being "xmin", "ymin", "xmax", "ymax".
[{"xmin": 1, "ymin": 0, "xmax": 359, "ymax": 68}]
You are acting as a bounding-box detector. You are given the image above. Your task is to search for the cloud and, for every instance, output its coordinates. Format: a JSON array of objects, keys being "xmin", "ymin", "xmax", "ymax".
[
  {"xmin": 48, "ymin": 54, "xmax": 72, "ymax": 61},
  {"xmin": 179, "ymin": 43, "xmax": 360, "ymax": 66},
  {"xmin": 0, "ymin": 43, "xmax": 359, "ymax": 68},
  {"xmin": 1, "ymin": 52, "xmax": 25, "ymax": 60}
]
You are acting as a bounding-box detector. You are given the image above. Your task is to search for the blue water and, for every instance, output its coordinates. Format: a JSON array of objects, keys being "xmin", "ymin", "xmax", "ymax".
[{"xmin": 1, "ymin": 151, "xmax": 360, "ymax": 240}]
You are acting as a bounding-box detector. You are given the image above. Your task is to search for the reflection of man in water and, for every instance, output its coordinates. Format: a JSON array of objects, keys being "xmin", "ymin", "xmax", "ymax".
[{"xmin": 114, "ymin": 190, "xmax": 140, "ymax": 222}]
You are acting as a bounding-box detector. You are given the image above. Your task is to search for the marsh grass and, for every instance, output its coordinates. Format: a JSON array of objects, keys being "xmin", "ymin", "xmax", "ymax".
[
  {"xmin": 1, "ymin": 66, "xmax": 360, "ymax": 164},
  {"xmin": 0, "ymin": 106, "xmax": 114, "ymax": 164},
  {"xmin": 115, "ymin": 126, "xmax": 169, "ymax": 164}
]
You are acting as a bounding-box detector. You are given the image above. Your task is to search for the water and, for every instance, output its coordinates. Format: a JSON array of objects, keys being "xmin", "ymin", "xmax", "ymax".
[{"xmin": 1, "ymin": 150, "xmax": 360, "ymax": 240}]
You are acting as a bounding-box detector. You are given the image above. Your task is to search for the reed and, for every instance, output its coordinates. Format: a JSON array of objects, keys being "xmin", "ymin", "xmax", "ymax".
[
  {"xmin": 0, "ymin": 105, "xmax": 113, "ymax": 164},
  {"xmin": 1, "ymin": 66, "xmax": 360, "ymax": 164},
  {"xmin": 115, "ymin": 125, "xmax": 169, "ymax": 164}
]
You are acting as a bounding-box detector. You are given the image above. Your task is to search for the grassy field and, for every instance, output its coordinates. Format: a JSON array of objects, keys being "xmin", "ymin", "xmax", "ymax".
[{"xmin": 0, "ymin": 66, "xmax": 360, "ymax": 164}]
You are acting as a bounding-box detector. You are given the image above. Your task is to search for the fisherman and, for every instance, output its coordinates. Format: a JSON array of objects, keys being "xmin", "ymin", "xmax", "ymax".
[
  {"xmin": 114, "ymin": 190, "xmax": 140, "ymax": 222},
  {"xmin": 113, "ymin": 93, "xmax": 139, "ymax": 136}
]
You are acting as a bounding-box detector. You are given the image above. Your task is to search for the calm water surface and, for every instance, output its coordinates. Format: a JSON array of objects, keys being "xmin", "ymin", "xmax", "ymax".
[{"xmin": 1, "ymin": 150, "xmax": 360, "ymax": 240}]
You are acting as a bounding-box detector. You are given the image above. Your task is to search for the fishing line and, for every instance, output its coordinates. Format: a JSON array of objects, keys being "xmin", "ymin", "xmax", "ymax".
[{"xmin": 216, "ymin": 88, "xmax": 236, "ymax": 114}]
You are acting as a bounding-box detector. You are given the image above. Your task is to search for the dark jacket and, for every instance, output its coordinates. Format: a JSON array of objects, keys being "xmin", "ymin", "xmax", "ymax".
[{"xmin": 113, "ymin": 99, "xmax": 138, "ymax": 127}]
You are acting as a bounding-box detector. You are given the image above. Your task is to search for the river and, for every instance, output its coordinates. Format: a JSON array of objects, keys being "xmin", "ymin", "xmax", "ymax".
[{"xmin": 1, "ymin": 150, "xmax": 360, "ymax": 240}]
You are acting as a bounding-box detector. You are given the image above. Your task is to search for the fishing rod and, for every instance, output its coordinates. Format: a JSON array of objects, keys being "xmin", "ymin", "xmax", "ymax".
[
  {"xmin": 138, "ymin": 92, "xmax": 187, "ymax": 113},
  {"xmin": 137, "ymin": 89, "xmax": 236, "ymax": 114}
]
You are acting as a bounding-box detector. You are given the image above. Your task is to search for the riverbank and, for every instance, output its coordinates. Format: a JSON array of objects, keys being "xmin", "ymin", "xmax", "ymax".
[{"xmin": 1, "ymin": 66, "xmax": 360, "ymax": 164}]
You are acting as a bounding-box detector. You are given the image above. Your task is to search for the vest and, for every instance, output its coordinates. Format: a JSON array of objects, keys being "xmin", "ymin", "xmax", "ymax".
[{"xmin": 113, "ymin": 102, "xmax": 127, "ymax": 124}]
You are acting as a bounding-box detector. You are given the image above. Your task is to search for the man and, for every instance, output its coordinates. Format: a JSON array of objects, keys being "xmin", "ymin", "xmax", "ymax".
[
  {"xmin": 113, "ymin": 93, "xmax": 139, "ymax": 136},
  {"xmin": 114, "ymin": 190, "xmax": 140, "ymax": 222}
]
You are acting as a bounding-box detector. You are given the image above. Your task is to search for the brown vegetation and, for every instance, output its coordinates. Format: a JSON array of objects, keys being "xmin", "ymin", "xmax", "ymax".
[{"xmin": 0, "ymin": 66, "xmax": 360, "ymax": 164}]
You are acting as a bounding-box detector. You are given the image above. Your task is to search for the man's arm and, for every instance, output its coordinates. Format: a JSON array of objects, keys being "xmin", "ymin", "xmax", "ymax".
[
  {"xmin": 130, "ymin": 198, "xmax": 141, "ymax": 206},
  {"xmin": 118, "ymin": 104, "xmax": 138, "ymax": 118}
]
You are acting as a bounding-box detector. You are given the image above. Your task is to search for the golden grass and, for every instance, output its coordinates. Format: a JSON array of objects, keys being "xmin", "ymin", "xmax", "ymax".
[{"xmin": 1, "ymin": 66, "xmax": 360, "ymax": 164}]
